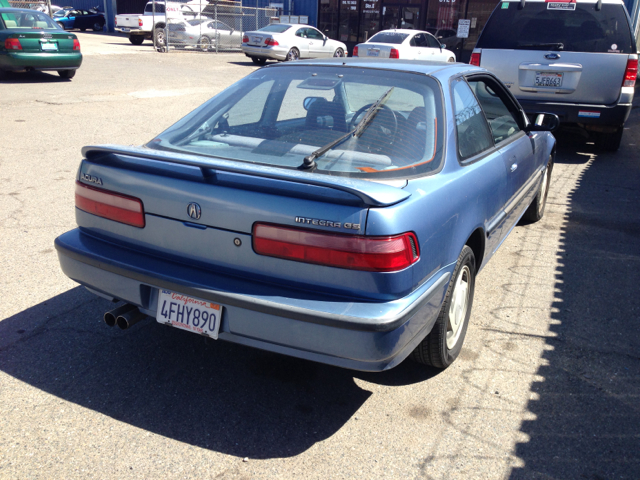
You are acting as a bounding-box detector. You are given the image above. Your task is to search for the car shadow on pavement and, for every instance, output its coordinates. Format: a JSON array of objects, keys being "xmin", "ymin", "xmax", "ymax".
[
  {"xmin": 0, "ymin": 71, "xmax": 71, "ymax": 84},
  {"xmin": 0, "ymin": 286, "xmax": 371, "ymax": 459},
  {"xmin": 509, "ymin": 123, "xmax": 640, "ymax": 478}
]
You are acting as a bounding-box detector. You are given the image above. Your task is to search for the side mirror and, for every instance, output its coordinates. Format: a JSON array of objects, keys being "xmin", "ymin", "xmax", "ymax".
[
  {"xmin": 524, "ymin": 112, "xmax": 560, "ymax": 132},
  {"xmin": 303, "ymin": 96, "xmax": 322, "ymax": 110},
  {"xmin": 440, "ymin": 43, "xmax": 446, "ymax": 49}
]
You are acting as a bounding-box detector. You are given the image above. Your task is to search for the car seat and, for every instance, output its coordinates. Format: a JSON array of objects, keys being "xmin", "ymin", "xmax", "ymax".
[{"xmin": 305, "ymin": 98, "xmax": 347, "ymax": 132}]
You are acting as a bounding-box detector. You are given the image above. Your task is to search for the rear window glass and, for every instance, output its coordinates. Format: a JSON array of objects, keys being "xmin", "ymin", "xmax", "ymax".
[
  {"xmin": 477, "ymin": 2, "xmax": 635, "ymax": 53},
  {"xmin": 368, "ymin": 32, "xmax": 409, "ymax": 44},
  {"xmin": 259, "ymin": 24, "xmax": 291, "ymax": 33},
  {"xmin": 149, "ymin": 65, "xmax": 444, "ymax": 180},
  {"xmin": 1, "ymin": 10, "xmax": 58, "ymax": 29}
]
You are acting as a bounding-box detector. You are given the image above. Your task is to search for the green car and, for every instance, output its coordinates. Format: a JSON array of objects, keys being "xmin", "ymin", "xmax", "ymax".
[{"xmin": 0, "ymin": 8, "xmax": 82, "ymax": 79}]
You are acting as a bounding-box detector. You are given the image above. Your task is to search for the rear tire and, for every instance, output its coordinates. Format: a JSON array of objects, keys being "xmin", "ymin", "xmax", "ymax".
[
  {"xmin": 199, "ymin": 35, "xmax": 211, "ymax": 52},
  {"xmin": 58, "ymin": 70, "xmax": 76, "ymax": 79},
  {"xmin": 521, "ymin": 155, "xmax": 553, "ymax": 224},
  {"xmin": 129, "ymin": 35, "xmax": 144, "ymax": 45},
  {"xmin": 56, "ymin": 21, "xmax": 65, "ymax": 29},
  {"xmin": 285, "ymin": 47, "xmax": 299, "ymax": 61},
  {"xmin": 411, "ymin": 246, "xmax": 475, "ymax": 369},
  {"xmin": 251, "ymin": 56, "xmax": 267, "ymax": 65},
  {"xmin": 598, "ymin": 126, "xmax": 624, "ymax": 152},
  {"xmin": 93, "ymin": 22, "xmax": 103, "ymax": 32}
]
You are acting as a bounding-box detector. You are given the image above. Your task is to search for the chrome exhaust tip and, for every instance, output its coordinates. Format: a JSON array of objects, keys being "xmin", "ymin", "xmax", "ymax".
[
  {"xmin": 116, "ymin": 307, "xmax": 146, "ymax": 330},
  {"xmin": 104, "ymin": 303, "xmax": 136, "ymax": 327}
]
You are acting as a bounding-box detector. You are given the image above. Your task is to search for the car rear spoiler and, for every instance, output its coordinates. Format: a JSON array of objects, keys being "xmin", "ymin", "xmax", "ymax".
[{"xmin": 81, "ymin": 145, "xmax": 411, "ymax": 208}]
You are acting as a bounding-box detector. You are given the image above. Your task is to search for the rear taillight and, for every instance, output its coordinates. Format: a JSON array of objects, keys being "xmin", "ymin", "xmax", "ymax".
[
  {"xmin": 353, "ymin": 45, "xmax": 358, "ymax": 57},
  {"xmin": 75, "ymin": 181, "xmax": 145, "ymax": 228},
  {"xmin": 4, "ymin": 38, "xmax": 22, "ymax": 51},
  {"xmin": 470, "ymin": 52, "xmax": 481, "ymax": 66},
  {"xmin": 264, "ymin": 37, "xmax": 279, "ymax": 46},
  {"xmin": 253, "ymin": 223, "xmax": 419, "ymax": 272},
  {"xmin": 242, "ymin": 34, "xmax": 249, "ymax": 43},
  {"xmin": 114, "ymin": 16, "xmax": 117, "ymax": 26},
  {"xmin": 138, "ymin": 17, "xmax": 143, "ymax": 27},
  {"xmin": 389, "ymin": 48, "xmax": 399, "ymax": 59},
  {"xmin": 623, "ymin": 57, "xmax": 637, "ymax": 87},
  {"xmin": 73, "ymin": 38, "xmax": 80, "ymax": 51}
]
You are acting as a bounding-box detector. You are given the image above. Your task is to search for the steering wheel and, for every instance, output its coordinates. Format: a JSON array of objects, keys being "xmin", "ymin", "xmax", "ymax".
[{"xmin": 349, "ymin": 103, "xmax": 399, "ymax": 144}]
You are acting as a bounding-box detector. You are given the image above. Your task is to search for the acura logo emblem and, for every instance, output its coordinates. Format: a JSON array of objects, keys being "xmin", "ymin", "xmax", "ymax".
[{"xmin": 187, "ymin": 202, "xmax": 201, "ymax": 220}]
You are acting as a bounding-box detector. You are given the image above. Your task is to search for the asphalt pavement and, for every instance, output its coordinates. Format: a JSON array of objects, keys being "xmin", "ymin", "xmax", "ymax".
[{"xmin": 0, "ymin": 32, "xmax": 639, "ymax": 479}]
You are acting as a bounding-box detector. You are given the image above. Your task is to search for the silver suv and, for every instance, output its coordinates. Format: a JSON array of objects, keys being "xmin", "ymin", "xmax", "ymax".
[{"xmin": 471, "ymin": 0, "xmax": 637, "ymax": 151}]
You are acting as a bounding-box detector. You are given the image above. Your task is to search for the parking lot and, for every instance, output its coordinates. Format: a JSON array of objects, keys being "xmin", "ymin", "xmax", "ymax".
[{"xmin": 1, "ymin": 32, "xmax": 639, "ymax": 479}]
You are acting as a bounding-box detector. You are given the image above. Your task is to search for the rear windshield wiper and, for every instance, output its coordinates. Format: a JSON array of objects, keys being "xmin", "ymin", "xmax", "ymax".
[
  {"xmin": 298, "ymin": 87, "xmax": 395, "ymax": 171},
  {"xmin": 516, "ymin": 42, "xmax": 564, "ymax": 51}
]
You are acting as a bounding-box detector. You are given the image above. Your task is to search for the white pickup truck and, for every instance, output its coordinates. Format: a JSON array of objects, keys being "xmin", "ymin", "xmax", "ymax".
[{"xmin": 115, "ymin": 1, "xmax": 201, "ymax": 46}]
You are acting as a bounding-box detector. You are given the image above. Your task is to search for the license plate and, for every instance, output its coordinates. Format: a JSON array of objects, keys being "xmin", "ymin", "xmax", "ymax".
[
  {"xmin": 156, "ymin": 289, "xmax": 222, "ymax": 339},
  {"xmin": 535, "ymin": 71, "xmax": 563, "ymax": 88},
  {"xmin": 368, "ymin": 48, "xmax": 379, "ymax": 57},
  {"xmin": 251, "ymin": 36, "xmax": 261, "ymax": 44},
  {"xmin": 41, "ymin": 42, "xmax": 58, "ymax": 51},
  {"xmin": 121, "ymin": 27, "xmax": 130, "ymax": 32}
]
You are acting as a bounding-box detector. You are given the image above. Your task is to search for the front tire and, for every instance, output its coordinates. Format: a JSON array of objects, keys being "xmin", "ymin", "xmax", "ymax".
[
  {"xmin": 521, "ymin": 155, "xmax": 553, "ymax": 224},
  {"xmin": 251, "ymin": 56, "xmax": 267, "ymax": 65},
  {"xmin": 333, "ymin": 47, "xmax": 345, "ymax": 57},
  {"xmin": 411, "ymin": 246, "xmax": 476, "ymax": 369},
  {"xmin": 285, "ymin": 47, "xmax": 299, "ymax": 61},
  {"xmin": 58, "ymin": 70, "xmax": 76, "ymax": 79},
  {"xmin": 93, "ymin": 22, "xmax": 103, "ymax": 32},
  {"xmin": 129, "ymin": 35, "xmax": 144, "ymax": 45},
  {"xmin": 448, "ymin": 57, "xmax": 455, "ymax": 62}
]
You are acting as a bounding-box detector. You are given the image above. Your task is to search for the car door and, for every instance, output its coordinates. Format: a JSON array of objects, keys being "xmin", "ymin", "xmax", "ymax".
[
  {"xmin": 293, "ymin": 27, "xmax": 310, "ymax": 58},
  {"xmin": 467, "ymin": 74, "xmax": 539, "ymax": 236},
  {"xmin": 407, "ymin": 33, "xmax": 429, "ymax": 60},
  {"xmin": 306, "ymin": 27, "xmax": 331, "ymax": 57},
  {"xmin": 451, "ymin": 76, "xmax": 509, "ymax": 255},
  {"xmin": 425, "ymin": 32, "xmax": 447, "ymax": 60}
]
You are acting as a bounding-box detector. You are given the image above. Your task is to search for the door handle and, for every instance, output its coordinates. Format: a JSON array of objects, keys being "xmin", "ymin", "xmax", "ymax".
[{"xmin": 510, "ymin": 163, "xmax": 518, "ymax": 172}]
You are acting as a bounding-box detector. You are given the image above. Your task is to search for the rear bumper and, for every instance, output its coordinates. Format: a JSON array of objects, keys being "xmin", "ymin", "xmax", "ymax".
[
  {"xmin": 518, "ymin": 98, "xmax": 633, "ymax": 126},
  {"xmin": 0, "ymin": 52, "xmax": 82, "ymax": 71},
  {"xmin": 116, "ymin": 27, "xmax": 148, "ymax": 35},
  {"xmin": 241, "ymin": 44, "xmax": 288, "ymax": 61},
  {"xmin": 55, "ymin": 228, "xmax": 450, "ymax": 371}
]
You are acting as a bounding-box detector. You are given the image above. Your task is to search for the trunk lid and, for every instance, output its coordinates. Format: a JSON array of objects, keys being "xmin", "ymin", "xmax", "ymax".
[
  {"xmin": 245, "ymin": 31, "xmax": 265, "ymax": 46},
  {"xmin": 75, "ymin": 145, "xmax": 414, "ymax": 298},
  {"xmin": 358, "ymin": 43, "xmax": 394, "ymax": 59},
  {"xmin": 6, "ymin": 31, "xmax": 76, "ymax": 53}
]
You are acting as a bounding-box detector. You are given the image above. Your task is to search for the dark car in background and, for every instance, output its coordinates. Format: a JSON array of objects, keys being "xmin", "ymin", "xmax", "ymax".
[
  {"xmin": 53, "ymin": 7, "xmax": 105, "ymax": 32},
  {"xmin": 471, "ymin": 0, "xmax": 637, "ymax": 151}
]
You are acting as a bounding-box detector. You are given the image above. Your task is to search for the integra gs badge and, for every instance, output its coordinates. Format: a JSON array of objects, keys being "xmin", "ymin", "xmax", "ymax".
[
  {"xmin": 295, "ymin": 217, "xmax": 361, "ymax": 230},
  {"xmin": 81, "ymin": 173, "xmax": 103, "ymax": 185}
]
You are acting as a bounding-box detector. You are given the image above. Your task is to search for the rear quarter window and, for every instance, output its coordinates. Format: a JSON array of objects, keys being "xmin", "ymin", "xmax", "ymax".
[{"xmin": 477, "ymin": 2, "xmax": 636, "ymax": 54}]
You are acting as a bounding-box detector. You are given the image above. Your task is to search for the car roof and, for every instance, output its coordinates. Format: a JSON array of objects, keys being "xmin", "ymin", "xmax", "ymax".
[
  {"xmin": 0, "ymin": 7, "xmax": 39, "ymax": 12},
  {"xmin": 374, "ymin": 29, "xmax": 431, "ymax": 34},
  {"xmin": 265, "ymin": 57, "xmax": 484, "ymax": 77}
]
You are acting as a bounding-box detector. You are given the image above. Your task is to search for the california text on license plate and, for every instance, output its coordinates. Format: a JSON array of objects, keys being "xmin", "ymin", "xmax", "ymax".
[
  {"xmin": 41, "ymin": 42, "xmax": 58, "ymax": 51},
  {"xmin": 157, "ymin": 289, "xmax": 222, "ymax": 339},
  {"xmin": 535, "ymin": 71, "xmax": 563, "ymax": 87}
]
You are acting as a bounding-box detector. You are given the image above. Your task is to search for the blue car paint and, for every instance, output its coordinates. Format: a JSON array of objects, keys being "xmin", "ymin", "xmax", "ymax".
[{"xmin": 55, "ymin": 60, "xmax": 556, "ymax": 371}]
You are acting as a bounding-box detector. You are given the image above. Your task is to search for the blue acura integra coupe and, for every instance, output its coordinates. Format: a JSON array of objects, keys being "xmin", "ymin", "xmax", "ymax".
[{"xmin": 55, "ymin": 59, "xmax": 557, "ymax": 371}]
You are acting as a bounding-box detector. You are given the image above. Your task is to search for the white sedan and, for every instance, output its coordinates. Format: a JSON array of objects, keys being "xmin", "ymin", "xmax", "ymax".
[
  {"xmin": 168, "ymin": 18, "xmax": 242, "ymax": 51},
  {"xmin": 242, "ymin": 24, "xmax": 347, "ymax": 65},
  {"xmin": 354, "ymin": 29, "xmax": 456, "ymax": 62}
]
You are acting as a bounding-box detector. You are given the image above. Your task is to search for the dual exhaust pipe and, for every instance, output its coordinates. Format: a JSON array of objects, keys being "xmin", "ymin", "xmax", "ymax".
[{"xmin": 104, "ymin": 303, "xmax": 146, "ymax": 330}]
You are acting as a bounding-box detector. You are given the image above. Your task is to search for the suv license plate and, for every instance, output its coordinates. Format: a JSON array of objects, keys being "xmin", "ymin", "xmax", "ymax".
[
  {"xmin": 535, "ymin": 72, "xmax": 563, "ymax": 88},
  {"xmin": 157, "ymin": 289, "xmax": 222, "ymax": 339}
]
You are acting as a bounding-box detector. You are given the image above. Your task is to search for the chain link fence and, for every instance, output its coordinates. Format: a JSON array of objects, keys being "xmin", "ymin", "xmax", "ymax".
[
  {"xmin": 8, "ymin": 0, "xmax": 52, "ymax": 16},
  {"xmin": 164, "ymin": 2, "xmax": 277, "ymax": 53}
]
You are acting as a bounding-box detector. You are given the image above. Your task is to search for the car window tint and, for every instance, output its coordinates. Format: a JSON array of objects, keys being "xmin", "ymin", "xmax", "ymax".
[
  {"xmin": 260, "ymin": 24, "xmax": 291, "ymax": 33},
  {"xmin": 467, "ymin": 78, "xmax": 521, "ymax": 144},
  {"xmin": 452, "ymin": 78, "xmax": 493, "ymax": 159},
  {"xmin": 226, "ymin": 80, "xmax": 274, "ymax": 127},
  {"xmin": 306, "ymin": 28, "xmax": 324, "ymax": 40},
  {"xmin": 277, "ymin": 80, "xmax": 336, "ymax": 122},
  {"xmin": 477, "ymin": 2, "xmax": 635, "ymax": 54},
  {"xmin": 368, "ymin": 32, "xmax": 409, "ymax": 44},
  {"xmin": 295, "ymin": 28, "xmax": 306, "ymax": 37},
  {"xmin": 426, "ymin": 33, "xmax": 441, "ymax": 49}
]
